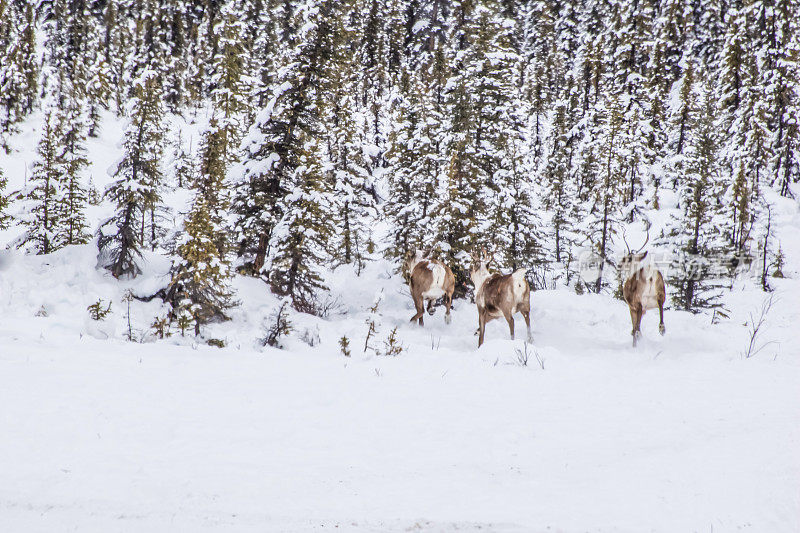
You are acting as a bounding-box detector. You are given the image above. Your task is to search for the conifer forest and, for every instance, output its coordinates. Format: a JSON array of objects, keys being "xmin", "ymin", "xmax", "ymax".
[{"xmin": 1, "ymin": 1, "xmax": 800, "ymax": 531}]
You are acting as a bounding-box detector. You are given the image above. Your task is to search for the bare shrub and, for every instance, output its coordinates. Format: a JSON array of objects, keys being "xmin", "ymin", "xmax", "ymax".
[
  {"xmin": 262, "ymin": 301, "xmax": 292, "ymax": 349},
  {"xmin": 742, "ymin": 294, "xmax": 777, "ymax": 359}
]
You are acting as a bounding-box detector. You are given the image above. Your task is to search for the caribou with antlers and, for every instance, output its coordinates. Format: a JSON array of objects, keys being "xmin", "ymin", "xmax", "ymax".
[
  {"xmin": 619, "ymin": 224, "xmax": 666, "ymax": 347},
  {"xmin": 470, "ymin": 248, "xmax": 532, "ymax": 347},
  {"xmin": 405, "ymin": 247, "xmax": 455, "ymax": 326}
]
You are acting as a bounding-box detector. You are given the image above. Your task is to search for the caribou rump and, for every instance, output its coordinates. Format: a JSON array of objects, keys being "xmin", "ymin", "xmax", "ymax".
[
  {"xmin": 405, "ymin": 248, "xmax": 455, "ymax": 326},
  {"xmin": 469, "ymin": 249, "xmax": 532, "ymax": 347}
]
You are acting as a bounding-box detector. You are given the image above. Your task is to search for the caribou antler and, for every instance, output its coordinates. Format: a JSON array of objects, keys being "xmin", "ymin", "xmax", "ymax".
[
  {"xmin": 481, "ymin": 246, "xmax": 496, "ymax": 266},
  {"xmin": 621, "ymin": 226, "xmax": 632, "ymax": 255},
  {"xmin": 634, "ymin": 220, "xmax": 651, "ymax": 254}
]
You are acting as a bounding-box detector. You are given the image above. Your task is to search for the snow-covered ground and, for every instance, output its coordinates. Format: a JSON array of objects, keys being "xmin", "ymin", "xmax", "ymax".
[{"xmin": 2, "ymin": 113, "xmax": 800, "ymax": 531}]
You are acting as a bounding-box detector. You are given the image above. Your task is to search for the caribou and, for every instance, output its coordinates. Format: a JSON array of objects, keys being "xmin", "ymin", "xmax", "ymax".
[
  {"xmin": 405, "ymin": 247, "xmax": 455, "ymax": 326},
  {"xmin": 619, "ymin": 226, "xmax": 666, "ymax": 347},
  {"xmin": 469, "ymin": 248, "xmax": 532, "ymax": 347}
]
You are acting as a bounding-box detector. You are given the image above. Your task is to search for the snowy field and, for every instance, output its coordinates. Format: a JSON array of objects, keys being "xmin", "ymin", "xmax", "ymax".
[
  {"xmin": 2, "ymin": 112, "xmax": 800, "ymax": 532},
  {"xmin": 1, "ymin": 245, "xmax": 799, "ymax": 532}
]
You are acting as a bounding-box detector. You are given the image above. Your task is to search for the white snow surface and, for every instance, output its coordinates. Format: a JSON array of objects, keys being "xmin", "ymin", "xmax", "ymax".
[{"xmin": 1, "ymin": 113, "xmax": 800, "ymax": 532}]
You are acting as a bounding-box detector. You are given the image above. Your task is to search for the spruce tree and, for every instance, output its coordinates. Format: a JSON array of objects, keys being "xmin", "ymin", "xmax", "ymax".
[
  {"xmin": 57, "ymin": 84, "xmax": 91, "ymax": 246},
  {"xmin": 772, "ymin": 9, "xmax": 800, "ymax": 197},
  {"xmin": 233, "ymin": 0, "xmax": 336, "ymax": 278},
  {"xmin": 605, "ymin": 0, "xmax": 654, "ymax": 222},
  {"xmin": 246, "ymin": 0, "xmax": 285, "ymax": 110},
  {"xmin": 22, "ymin": 110, "xmax": 63, "ymax": 255},
  {"xmin": 102, "ymin": 0, "xmax": 131, "ymax": 115},
  {"xmin": 169, "ymin": 123, "xmax": 237, "ymax": 335},
  {"xmin": 668, "ymin": 58, "xmax": 697, "ymax": 184},
  {"xmin": 98, "ymin": 72, "xmax": 166, "ymax": 278},
  {"xmin": 170, "ymin": 131, "xmax": 195, "ymax": 189},
  {"xmin": 171, "ymin": 193, "xmax": 237, "ymax": 335},
  {"xmin": 384, "ymin": 70, "xmax": 439, "ymax": 260},
  {"xmin": 326, "ymin": 2, "xmax": 378, "ymax": 270},
  {"xmin": 210, "ymin": 0, "xmax": 250, "ymax": 163},
  {"xmin": 667, "ymin": 84, "xmax": 726, "ymax": 311},
  {"xmin": 195, "ymin": 119, "xmax": 230, "ymax": 254},
  {"xmin": 586, "ymin": 94, "xmax": 626, "ymax": 293},
  {"xmin": 83, "ymin": 13, "xmax": 113, "ymax": 137},
  {"xmin": 494, "ymin": 134, "xmax": 544, "ymax": 271},
  {"xmin": 432, "ymin": 0, "xmax": 502, "ymax": 289},
  {"xmin": 269, "ymin": 134, "xmax": 334, "ymax": 312},
  {"xmin": 542, "ymin": 101, "xmax": 577, "ymax": 267},
  {"xmin": 0, "ymin": 1, "xmax": 38, "ymax": 149}
]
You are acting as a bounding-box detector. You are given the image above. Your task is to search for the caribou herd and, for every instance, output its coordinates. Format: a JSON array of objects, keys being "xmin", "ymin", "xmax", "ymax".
[{"xmin": 404, "ymin": 231, "xmax": 665, "ymax": 348}]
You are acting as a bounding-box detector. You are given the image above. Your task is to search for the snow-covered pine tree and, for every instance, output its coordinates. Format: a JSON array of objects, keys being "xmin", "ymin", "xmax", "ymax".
[
  {"xmin": 170, "ymin": 131, "xmax": 195, "ymax": 189},
  {"xmin": 586, "ymin": 93, "xmax": 626, "ymax": 293},
  {"xmin": 519, "ymin": 1, "xmax": 556, "ymax": 181},
  {"xmin": 605, "ymin": 0, "xmax": 655, "ymax": 222},
  {"xmin": 269, "ymin": 133, "xmax": 335, "ymax": 312},
  {"xmin": 667, "ymin": 57, "xmax": 697, "ymax": 185},
  {"xmin": 171, "ymin": 192, "xmax": 237, "ymax": 335},
  {"xmin": 160, "ymin": 0, "xmax": 190, "ymax": 111},
  {"xmin": 693, "ymin": 0, "xmax": 725, "ymax": 64},
  {"xmin": 717, "ymin": 6, "xmax": 745, "ymax": 119},
  {"xmin": 184, "ymin": 0, "xmax": 219, "ymax": 105},
  {"xmin": 169, "ymin": 122, "xmax": 237, "ymax": 335},
  {"xmin": 383, "ymin": 69, "xmax": 440, "ymax": 260},
  {"xmin": 667, "ymin": 82, "xmax": 727, "ymax": 311},
  {"xmin": 0, "ymin": 0, "xmax": 38, "ymax": 149},
  {"xmin": 245, "ymin": 0, "xmax": 285, "ymax": 110},
  {"xmin": 22, "ymin": 109, "xmax": 64, "ymax": 255},
  {"xmin": 771, "ymin": 5, "xmax": 800, "ymax": 197},
  {"xmin": 432, "ymin": 0, "xmax": 520, "ymax": 290},
  {"xmin": 328, "ymin": 104, "xmax": 377, "ymax": 270},
  {"xmin": 647, "ymin": 0, "xmax": 691, "ymax": 99},
  {"xmin": 210, "ymin": 0, "xmax": 250, "ymax": 163},
  {"xmin": 495, "ymin": 130, "xmax": 544, "ymax": 271},
  {"xmin": 384, "ymin": 78, "xmax": 418, "ymax": 260},
  {"xmin": 326, "ymin": 0, "xmax": 379, "ymax": 270},
  {"xmin": 356, "ymin": 0, "xmax": 389, "ymax": 106},
  {"xmin": 719, "ymin": 19, "xmax": 770, "ymax": 259},
  {"xmin": 195, "ymin": 119, "xmax": 230, "ymax": 255},
  {"xmin": 476, "ymin": 3, "xmax": 543, "ymax": 270},
  {"xmin": 728, "ymin": 161, "xmax": 753, "ymax": 258},
  {"xmin": 98, "ymin": 71, "xmax": 166, "ymax": 278},
  {"xmin": 542, "ymin": 101, "xmax": 577, "ymax": 269},
  {"xmin": 83, "ymin": 10, "xmax": 113, "ymax": 137},
  {"xmin": 101, "ymin": 0, "xmax": 130, "ymax": 115},
  {"xmin": 233, "ymin": 0, "xmax": 336, "ymax": 278},
  {"xmin": 57, "ymin": 88, "xmax": 91, "ymax": 246}
]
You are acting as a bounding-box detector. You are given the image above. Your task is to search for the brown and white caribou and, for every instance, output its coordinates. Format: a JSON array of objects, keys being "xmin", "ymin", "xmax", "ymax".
[
  {"xmin": 619, "ymin": 228, "xmax": 666, "ymax": 347},
  {"xmin": 405, "ymin": 248, "xmax": 455, "ymax": 326},
  {"xmin": 469, "ymin": 248, "xmax": 532, "ymax": 347}
]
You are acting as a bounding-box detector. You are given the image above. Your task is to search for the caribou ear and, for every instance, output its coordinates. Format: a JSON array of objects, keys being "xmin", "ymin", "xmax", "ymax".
[{"xmin": 640, "ymin": 251, "xmax": 648, "ymax": 260}]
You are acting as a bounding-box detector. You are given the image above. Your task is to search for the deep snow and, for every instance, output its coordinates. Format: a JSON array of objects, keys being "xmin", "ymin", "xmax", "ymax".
[{"xmin": 1, "ymin": 111, "xmax": 800, "ymax": 532}]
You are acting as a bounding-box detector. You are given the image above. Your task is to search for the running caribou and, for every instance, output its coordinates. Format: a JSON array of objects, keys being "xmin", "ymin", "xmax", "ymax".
[
  {"xmin": 405, "ymin": 247, "xmax": 455, "ymax": 326},
  {"xmin": 619, "ymin": 225, "xmax": 666, "ymax": 347},
  {"xmin": 470, "ymin": 248, "xmax": 532, "ymax": 347}
]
